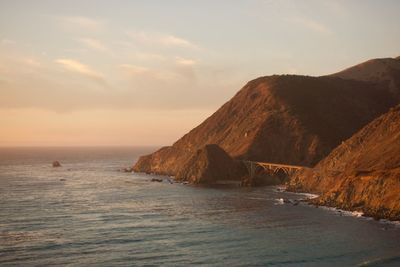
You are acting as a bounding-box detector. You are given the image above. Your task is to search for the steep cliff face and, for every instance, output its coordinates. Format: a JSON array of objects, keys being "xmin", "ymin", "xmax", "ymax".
[
  {"xmin": 288, "ymin": 105, "xmax": 400, "ymax": 220},
  {"xmin": 134, "ymin": 57, "xmax": 400, "ymax": 178}
]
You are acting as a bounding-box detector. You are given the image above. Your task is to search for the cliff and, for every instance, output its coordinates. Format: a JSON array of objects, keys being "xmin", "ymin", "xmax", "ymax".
[
  {"xmin": 134, "ymin": 57, "xmax": 400, "ymax": 177},
  {"xmin": 288, "ymin": 105, "xmax": 400, "ymax": 220}
]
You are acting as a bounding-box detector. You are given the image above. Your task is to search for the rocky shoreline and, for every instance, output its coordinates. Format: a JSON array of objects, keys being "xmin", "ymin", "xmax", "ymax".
[{"xmin": 287, "ymin": 105, "xmax": 400, "ymax": 221}]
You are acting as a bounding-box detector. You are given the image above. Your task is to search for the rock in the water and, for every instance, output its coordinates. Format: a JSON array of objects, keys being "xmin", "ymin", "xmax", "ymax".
[
  {"xmin": 121, "ymin": 167, "xmax": 133, "ymax": 173},
  {"xmin": 52, "ymin": 161, "xmax": 61, "ymax": 167},
  {"xmin": 151, "ymin": 178, "xmax": 163, "ymax": 182},
  {"xmin": 176, "ymin": 144, "xmax": 246, "ymax": 184}
]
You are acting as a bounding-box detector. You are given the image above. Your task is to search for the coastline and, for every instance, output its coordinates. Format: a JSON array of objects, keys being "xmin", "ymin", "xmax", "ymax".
[
  {"xmin": 135, "ymin": 170, "xmax": 400, "ymax": 225},
  {"xmin": 286, "ymin": 188, "xmax": 400, "ymax": 224}
]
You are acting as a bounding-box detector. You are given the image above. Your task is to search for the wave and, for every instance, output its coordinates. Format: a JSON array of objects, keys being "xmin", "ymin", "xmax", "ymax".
[
  {"xmin": 356, "ymin": 255, "xmax": 400, "ymax": 266},
  {"xmin": 298, "ymin": 193, "xmax": 319, "ymax": 199},
  {"xmin": 320, "ymin": 206, "xmax": 364, "ymax": 218},
  {"xmin": 378, "ymin": 219, "xmax": 400, "ymax": 227}
]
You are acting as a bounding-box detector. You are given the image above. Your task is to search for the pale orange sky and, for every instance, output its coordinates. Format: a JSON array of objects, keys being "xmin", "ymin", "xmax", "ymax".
[
  {"xmin": 1, "ymin": 0, "xmax": 399, "ymax": 146},
  {"xmin": 0, "ymin": 108, "xmax": 211, "ymax": 146}
]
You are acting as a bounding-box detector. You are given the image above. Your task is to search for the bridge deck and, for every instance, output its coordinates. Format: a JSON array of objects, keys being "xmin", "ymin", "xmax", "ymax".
[{"xmin": 243, "ymin": 160, "xmax": 307, "ymax": 170}]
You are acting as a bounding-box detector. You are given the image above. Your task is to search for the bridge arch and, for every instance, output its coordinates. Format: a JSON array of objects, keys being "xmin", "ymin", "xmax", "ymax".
[{"xmin": 243, "ymin": 160, "xmax": 306, "ymax": 181}]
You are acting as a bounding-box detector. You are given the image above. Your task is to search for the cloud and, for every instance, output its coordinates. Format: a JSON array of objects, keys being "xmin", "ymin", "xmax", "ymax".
[
  {"xmin": 161, "ymin": 35, "xmax": 196, "ymax": 48},
  {"xmin": 119, "ymin": 64, "xmax": 181, "ymax": 82},
  {"xmin": 289, "ymin": 16, "xmax": 332, "ymax": 35},
  {"xmin": 175, "ymin": 57, "xmax": 197, "ymax": 66},
  {"xmin": 119, "ymin": 64, "xmax": 149, "ymax": 74},
  {"xmin": 78, "ymin": 38, "xmax": 107, "ymax": 51},
  {"xmin": 127, "ymin": 31, "xmax": 199, "ymax": 49},
  {"xmin": 22, "ymin": 57, "xmax": 41, "ymax": 67},
  {"xmin": 58, "ymin": 16, "xmax": 105, "ymax": 32},
  {"xmin": 1, "ymin": 39, "xmax": 16, "ymax": 45},
  {"xmin": 134, "ymin": 52, "xmax": 166, "ymax": 61},
  {"xmin": 55, "ymin": 58, "xmax": 106, "ymax": 85},
  {"xmin": 0, "ymin": 42, "xmax": 238, "ymax": 113}
]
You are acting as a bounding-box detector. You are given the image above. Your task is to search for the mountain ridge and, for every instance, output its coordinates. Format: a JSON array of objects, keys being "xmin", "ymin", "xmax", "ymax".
[{"xmin": 134, "ymin": 57, "xmax": 400, "ymax": 177}]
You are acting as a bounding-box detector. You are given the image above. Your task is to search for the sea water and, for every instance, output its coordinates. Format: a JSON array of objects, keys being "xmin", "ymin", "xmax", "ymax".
[{"xmin": 0, "ymin": 147, "xmax": 399, "ymax": 266}]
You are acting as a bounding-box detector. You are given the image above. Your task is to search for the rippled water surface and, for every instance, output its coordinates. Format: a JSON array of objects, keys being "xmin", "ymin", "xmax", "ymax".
[{"xmin": 1, "ymin": 147, "xmax": 399, "ymax": 266}]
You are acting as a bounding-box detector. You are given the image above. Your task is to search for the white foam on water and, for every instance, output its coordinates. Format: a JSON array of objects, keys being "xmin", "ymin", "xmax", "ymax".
[
  {"xmin": 275, "ymin": 198, "xmax": 285, "ymax": 205},
  {"xmin": 318, "ymin": 206, "xmax": 400, "ymax": 226},
  {"xmin": 274, "ymin": 185, "xmax": 287, "ymax": 192},
  {"xmin": 379, "ymin": 219, "xmax": 400, "ymax": 227},
  {"xmin": 295, "ymin": 192, "xmax": 319, "ymax": 199},
  {"xmin": 343, "ymin": 210, "xmax": 364, "ymax": 217},
  {"xmin": 320, "ymin": 206, "xmax": 364, "ymax": 218},
  {"xmin": 247, "ymin": 197, "xmax": 267, "ymax": 200}
]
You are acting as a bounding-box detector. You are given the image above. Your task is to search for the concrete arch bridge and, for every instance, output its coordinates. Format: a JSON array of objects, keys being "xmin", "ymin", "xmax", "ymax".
[{"xmin": 242, "ymin": 160, "xmax": 308, "ymax": 179}]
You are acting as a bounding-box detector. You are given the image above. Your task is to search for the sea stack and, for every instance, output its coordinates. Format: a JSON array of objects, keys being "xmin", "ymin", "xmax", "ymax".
[
  {"xmin": 52, "ymin": 161, "xmax": 61, "ymax": 167},
  {"xmin": 176, "ymin": 144, "xmax": 245, "ymax": 184}
]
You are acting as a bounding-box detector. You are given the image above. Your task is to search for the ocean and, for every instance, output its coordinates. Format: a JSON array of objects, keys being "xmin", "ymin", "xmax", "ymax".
[{"xmin": 0, "ymin": 147, "xmax": 399, "ymax": 266}]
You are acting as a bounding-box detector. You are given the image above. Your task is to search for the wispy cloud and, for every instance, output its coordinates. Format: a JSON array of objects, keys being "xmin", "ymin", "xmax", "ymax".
[
  {"xmin": 133, "ymin": 52, "xmax": 166, "ymax": 61},
  {"xmin": 119, "ymin": 64, "xmax": 185, "ymax": 83},
  {"xmin": 22, "ymin": 57, "xmax": 41, "ymax": 68},
  {"xmin": 175, "ymin": 57, "xmax": 197, "ymax": 66},
  {"xmin": 127, "ymin": 31, "xmax": 199, "ymax": 49},
  {"xmin": 55, "ymin": 58, "xmax": 106, "ymax": 85},
  {"xmin": 58, "ymin": 16, "xmax": 105, "ymax": 32},
  {"xmin": 78, "ymin": 38, "xmax": 107, "ymax": 51},
  {"xmin": 289, "ymin": 16, "xmax": 332, "ymax": 35},
  {"xmin": 161, "ymin": 35, "xmax": 196, "ymax": 48},
  {"xmin": 119, "ymin": 64, "xmax": 149, "ymax": 74},
  {"xmin": 1, "ymin": 39, "xmax": 16, "ymax": 45}
]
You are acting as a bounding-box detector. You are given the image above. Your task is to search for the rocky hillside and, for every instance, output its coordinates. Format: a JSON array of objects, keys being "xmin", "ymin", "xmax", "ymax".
[
  {"xmin": 331, "ymin": 57, "xmax": 400, "ymax": 99},
  {"xmin": 134, "ymin": 57, "xmax": 400, "ymax": 179},
  {"xmin": 288, "ymin": 105, "xmax": 400, "ymax": 220}
]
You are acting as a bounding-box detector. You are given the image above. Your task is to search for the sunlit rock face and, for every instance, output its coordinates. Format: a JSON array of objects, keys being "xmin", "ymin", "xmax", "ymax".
[{"xmin": 288, "ymin": 105, "xmax": 400, "ymax": 221}]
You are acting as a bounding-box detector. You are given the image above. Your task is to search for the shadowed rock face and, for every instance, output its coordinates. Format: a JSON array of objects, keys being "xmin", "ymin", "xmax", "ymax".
[
  {"xmin": 288, "ymin": 105, "xmax": 400, "ymax": 220},
  {"xmin": 175, "ymin": 144, "xmax": 245, "ymax": 184},
  {"xmin": 133, "ymin": 57, "xmax": 400, "ymax": 182}
]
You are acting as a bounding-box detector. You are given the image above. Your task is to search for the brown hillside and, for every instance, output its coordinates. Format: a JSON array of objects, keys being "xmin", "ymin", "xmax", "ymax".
[
  {"xmin": 134, "ymin": 58, "xmax": 400, "ymax": 177},
  {"xmin": 288, "ymin": 105, "xmax": 400, "ymax": 220},
  {"xmin": 331, "ymin": 57, "xmax": 400, "ymax": 98}
]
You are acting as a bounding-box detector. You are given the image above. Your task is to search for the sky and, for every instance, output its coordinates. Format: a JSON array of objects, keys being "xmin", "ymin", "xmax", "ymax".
[{"xmin": 0, "ymin": 0, "xmax": 399, "ymax": 146}]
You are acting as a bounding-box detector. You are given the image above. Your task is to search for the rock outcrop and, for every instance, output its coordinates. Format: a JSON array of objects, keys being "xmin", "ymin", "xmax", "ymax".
[
  {"xmin": 52, "ymin": 161, "xmax": 61, "ymax": 167},
  {"xmin": 134, "ymin": 57, "xmax": 400, "ymax": 179},
  {"xmin": 288, "ymin": 105, "xmax": 400, "ymax": 220},
  {"xmin": 175, "ymin": 144, "xmax": 245, "ymax": 184}
]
